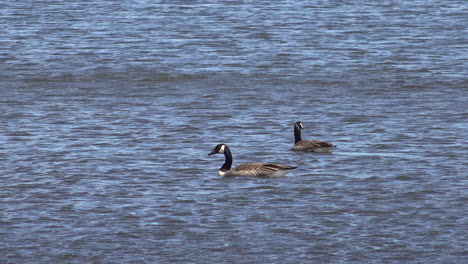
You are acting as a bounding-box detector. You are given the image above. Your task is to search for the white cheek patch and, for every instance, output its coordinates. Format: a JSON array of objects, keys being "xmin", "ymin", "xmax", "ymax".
[
  {"xmin": 299, "ymin": 123, "xmax": 304, "ymax": 129},
  {"xmin": 218, "ymin": 144, "xmax": 225, "ymax": 153}
]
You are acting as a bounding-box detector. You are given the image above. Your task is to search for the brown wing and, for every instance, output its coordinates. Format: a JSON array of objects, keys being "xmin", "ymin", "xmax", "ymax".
[
  {"xmin": 233, "ymin": 163, "xmax": 264, "ymax": 171},
  {"xmin": 260, "ymin": 163, "xmax": 297, "ymax": 171},
  {"xmin": 230, "ymin": 163, "xmax": 296, "ymax": 178},
  {"xmin": 294, "ymin": 140, "xmax": 334, "ymax": 150}
]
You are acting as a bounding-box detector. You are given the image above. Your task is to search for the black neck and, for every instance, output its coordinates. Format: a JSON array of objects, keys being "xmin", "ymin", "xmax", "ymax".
[
  {"xmin": 221, "ymin": 145, "xmax": 233, "ymax": 172},
  {"xmin": 294, "ymin": 124, "xmax": 302, "ymax": 143}
]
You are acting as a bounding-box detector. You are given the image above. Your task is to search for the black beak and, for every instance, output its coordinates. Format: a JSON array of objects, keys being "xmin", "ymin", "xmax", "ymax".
[{"xmin": 208, "ymin": 150, "xmax": 216, "ymax": 156}]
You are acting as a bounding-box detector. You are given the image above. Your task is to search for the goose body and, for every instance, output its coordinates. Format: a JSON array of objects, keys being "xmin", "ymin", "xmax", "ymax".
[
  {"xmin": 291, "ymin": 121, "xmax": 335, "ymax": 153},
  {"xmin": 208, "ymin": 144, "xmax": 297, "ymax": 178}
]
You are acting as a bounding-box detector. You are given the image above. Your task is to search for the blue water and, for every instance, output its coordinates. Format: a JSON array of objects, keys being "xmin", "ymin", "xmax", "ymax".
[{"xmin": 1, "ymin": 1, "xmax": 467, "ymax": 263}]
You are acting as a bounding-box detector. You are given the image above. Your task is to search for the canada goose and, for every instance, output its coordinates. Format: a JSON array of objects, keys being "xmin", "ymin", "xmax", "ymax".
[
  {"xmin": 208, "ymin": 144, "xmax": 297, "ymax": 178},
  {"xmin": 291, "ymin": 121, "xmax": 335, "ymax": 153}
]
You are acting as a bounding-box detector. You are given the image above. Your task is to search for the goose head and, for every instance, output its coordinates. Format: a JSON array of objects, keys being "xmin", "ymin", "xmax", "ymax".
[
  {"xmin": 208, "ymin": 144, "xmax": 227, "ymax": 155},
  {"xmin": 295, "ymin": 121, "xmax": 304, "ymax": 130}
]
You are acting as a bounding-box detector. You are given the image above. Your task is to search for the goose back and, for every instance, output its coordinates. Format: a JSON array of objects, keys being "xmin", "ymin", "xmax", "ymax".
[
  {"xmin": 292, "ymin": 140, "xmax": 335, "ymax": 152},
  {"xmin": 223, "ymin": 163, "xmax": 297, "ymax": 178}
]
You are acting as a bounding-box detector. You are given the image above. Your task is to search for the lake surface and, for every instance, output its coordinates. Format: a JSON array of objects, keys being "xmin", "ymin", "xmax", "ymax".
[{"xmin": 1, "ymin": 1, "xmax": 467, "ymax": 263}]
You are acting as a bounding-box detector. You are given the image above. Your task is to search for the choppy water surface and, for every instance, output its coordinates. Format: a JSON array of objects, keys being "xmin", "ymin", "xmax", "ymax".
[{"xmin": 1, "ymin": 1, "xmax": 467, "ymax": 263}]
